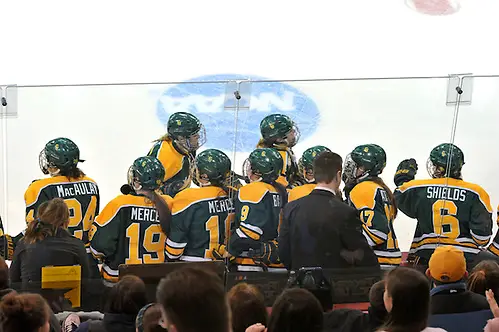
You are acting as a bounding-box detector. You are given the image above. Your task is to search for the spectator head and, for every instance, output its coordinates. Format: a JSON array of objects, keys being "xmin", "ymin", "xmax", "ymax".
[
  {"xmin": 313, "ymin": 152, "xmax": 343, "ymax": 191},
  {"xmin": 24, "ymin": 198, "xmax": 70, "ymax": 244},
  {"xmin": 106, "ymin": 275, "xmax": 147, "ymax": 316},
  {"xmin": 426, "ymin": 246, "xmax": 467, "ymax": 284},
  {"xmin": 382, "ymin": 267, "xmax": 430, "ymax": 332},
  {"xmin": 156, "ymin": 266, "xmax": 230, "ymax": 332},
  {"xmin": 0, "ymin": 256, "xmax": 9, "ymax": 290},
  {"xmin": 227, "ymin": 283, "xmax": 268, "ymax": 332},
  {"xmin": 136, "ymin": 303, "xmax": 167, "ymax": 332},
  {"xmin": 467, "ymin": 260, "xmax": 499, "ymax": 298},
  {"xmin": 267, "ymin": 288, "xmax": 323, "ymax": 332},
  {"xmin": 0, "ymin": 292, "xmax": 50, "ymax": 332},
  {"xmin": 369, "ymin": 279, "xmax": 388, "ymax": 313}
]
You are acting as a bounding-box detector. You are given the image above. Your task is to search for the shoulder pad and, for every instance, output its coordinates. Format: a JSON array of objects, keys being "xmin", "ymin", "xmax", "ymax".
[
  {"xmin": 349, "ymin": 181, "xmax": 380, "ymax": 210},
  {"xmin": 238, "ymin": 182, "xmax": 275, "ymax": 204}
]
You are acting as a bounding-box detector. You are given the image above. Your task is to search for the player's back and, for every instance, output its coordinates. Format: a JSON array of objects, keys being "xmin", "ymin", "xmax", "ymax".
[
  {"xmin": 90, "ymin": 193, "xmax": 172, "ymax": 282},
  {"xmin": 167, "ymin": 186, "xmax": 233, "ymax": 261},
  {"xmin": 395, "ymin": 177, "xmax": 493, "ymax": 261},
  {"xmin": 235, "ymin": 181, "xmax": 282, "ymax": 243},
  {"xmin": 350, "ymin": 180, "xmax": 400, "ymax": 267},
  {"xmin": 148, "ymin": 139, "xmax": 192, "ymax": 196},
  {"xmin": 25, "ymin": 175, "xmax": 99, "ymax": 244}
]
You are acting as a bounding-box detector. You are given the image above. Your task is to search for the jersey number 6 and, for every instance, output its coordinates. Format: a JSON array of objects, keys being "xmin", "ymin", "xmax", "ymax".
[{"xmin": 432, "ymin": 199, "xmax": 460, "ymax": 238}]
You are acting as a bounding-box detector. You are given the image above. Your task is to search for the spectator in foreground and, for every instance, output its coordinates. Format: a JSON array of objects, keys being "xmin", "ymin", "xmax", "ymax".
[
  {"xmin": 74, "ymin": 275, "xmax": 148, "ymax": 332},
  {"xmin": 426, "ymin": 246, "xmax": 489, "ymax": 314},
  {"xmin": 266, "ymin": 288, "xmax": 323, "ymax": 332},
  {"xmin": 379, "ymin": 267, "xmax": 446, "ymax": 332},
  {"xmin": 0, "ymin": 292, "xmax": 51, "ymax": 332},
  {"xmin": 0, "ymin": 256, "xmax": 14, "ymax": 299},
  {"xmin": 156, "ymin": 266, "xmax": 230, "ymax": 332},
  {"xmin": 227, "ymin": 283, "xmax": 268, "ymax": 332},
  {"xmin": 9, "ymin": 198, "xmax": 91, "ymax": 294},
  {"xmin": 467, "ymin": 260, "xmax": 499, "ymax": 302},
  {"xmin": 279, "ymin": 151, "xmax": 379, "ymax": 270},
  {"xmin": 321, "ymin": 279, "xmax": 388, "ymax": 332},
  {"xmin": 135, "ymin": 303, "xmax": 167, "ymax": 332},
  {"xmin": 367, "ymin": 279, "xmax": 389, "ymax": 331}
]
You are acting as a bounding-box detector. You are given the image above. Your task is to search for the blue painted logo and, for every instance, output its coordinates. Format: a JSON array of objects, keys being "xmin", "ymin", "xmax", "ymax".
[{"xmin": 156, "ymin": 74, "xmax": 320, "ymax": 153}]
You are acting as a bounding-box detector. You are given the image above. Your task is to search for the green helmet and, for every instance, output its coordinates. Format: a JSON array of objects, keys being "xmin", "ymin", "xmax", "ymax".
[
  {"xmin": 298, "ymin": 145, "xmax": 332, "ymax": 183},
  {"xmin": 243, "ymin": 148, "xmax": 283, "ymax": 183},
  {"xmin": 167, "ymin": 112, "xmax": 206, "ymax": 152},
  {"xmin": 127, "ymin": 156, "xmax": 166, "ymax": 191},
  {"xmin": 343, "ymin": 144, "xmax": 386, "ymax": 185},
  {"xmin": 39, "ymin": 137, "xmax": 83, "ymax": 175},
  {"xmin": 428, "ymin": 143, "xmax": 464, "ymax": 178},
  {"xmin": 195, "ymin": 149, "xmax": 232, "ymax": 186},
  {"xmin": 259, "ymin": 114, "xmax": 300, "ymax": 147}
]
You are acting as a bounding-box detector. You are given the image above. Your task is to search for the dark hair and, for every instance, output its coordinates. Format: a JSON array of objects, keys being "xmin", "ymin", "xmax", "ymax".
[
  {"xmin": 61, "ymin": 167, "xmax": 85, "ymax": 180},
  {"xmin": 369, "ymin": 280, "xmax": 388, "ymax": 330},
  {"xmin": 270, "ymin": 180, "xmax": 288, "ymax": 209},
  {"xmin": 24, "ymin": 198, "xmax": 70, "ymax": 244},
  {"xmin": 228, "ymin": 283, "xmax": 268, "ymax": 332},
  {"xmin": 142, "ymin": 304, "xmax": 167, "ymax": 332},
  {"xmin": 313, "ymin": 152, "xmax": 342, "ymax": 184},
  {"xmin": 467, "ymin": 260, "xmax": 499, "ymax": 300},
  {"xmin": 369, "ymin": 279, "xmax": 386, "ymax": 311},
  {"xmin": 0, "ymin": 256, "xmax": 9, "ymax": 290},
  {"xmin": 380, "ymin": 267, "xmax": 430, "ymax": 332},
  {"xmin": 370, "ymin": 177, "xmax": 398, "ymax": 219},
  {"xmin": 106, "ymin": 275, "xmax": 147, "ymax": 316},
  {"xmin": 156, "ymin": 266, "xmax": 229, "ymax": 332},
  {"xmin": 267, "ymin": 288, "xmax": 323, "ymax": 332},
  {"xmin": 0, "ymin": 292, "xmax": 49, "ymax": 332}
]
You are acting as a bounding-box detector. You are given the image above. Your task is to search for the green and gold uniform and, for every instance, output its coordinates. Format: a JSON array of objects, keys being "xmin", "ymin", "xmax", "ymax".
[
  {"xmin": 487, "ymin": 205, "xmax": 499, "ymax": 256},
  {"xmin": 288, "ymin": 184, "xmax": 316, "ymax": 202},
  {"xmin": 166, "ymin": 186, "xmax": 233, "ymax": 261},
  {"xmin": 349, "ymin": 180, "xmax": 401, "ymax": 268},
  {"xmin": 24, "ymin": 175, "xmax": 100, "ymax": 251},
  {"xmin": 395, "ymin": 177, "xmax": 493, "ymax": 263},
  {"xmin": 229, "ymin": 181, "xmax": 284, "ymax": 271},
  {"xmin": 148, "ymin": 139, "xmax": 194, "ymax": 197},
  {"xmin": 90, "ymin": 194, "xmax": 173, "ymax": 283}
]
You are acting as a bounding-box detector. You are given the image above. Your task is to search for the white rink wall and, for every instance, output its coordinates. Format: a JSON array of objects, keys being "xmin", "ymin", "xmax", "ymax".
[{"xmin": 1, "ymin": 0, "xmax": 499, "ymax": 251}]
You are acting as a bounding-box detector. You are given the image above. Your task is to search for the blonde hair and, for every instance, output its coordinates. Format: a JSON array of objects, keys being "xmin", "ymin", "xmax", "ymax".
[{"xmin": 24, "ymin": 198, "xmax": 70, "ymax": 244}]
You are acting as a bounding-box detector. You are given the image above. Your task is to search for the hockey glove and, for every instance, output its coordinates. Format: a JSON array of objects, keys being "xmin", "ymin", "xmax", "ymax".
[
  {"xmin": 0, "ymin": 234, "xmax": 14, "ymax": 260},
  {"xmin": 249, "ymin": 240, "xmax": 280, "ymax": 266},
  {"xmin": 394, "ymin": 158, "xmax": 418, "ymax": 187}
]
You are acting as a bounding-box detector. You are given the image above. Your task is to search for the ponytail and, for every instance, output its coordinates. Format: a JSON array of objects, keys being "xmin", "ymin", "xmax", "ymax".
[
  {"xmin": 153, "ymin": 134, "xmax": 172, "ymax": 143},
  {"xmin": 270, "ymin": 180, "xmax": 288, "ymax": 208},
  {"xmin": 370, "ymin": 177, "xmax": 398, "ymax": 219},
  {"xmin": 24, "ymin": 198, "xmax": 70, "ymax": 244}
]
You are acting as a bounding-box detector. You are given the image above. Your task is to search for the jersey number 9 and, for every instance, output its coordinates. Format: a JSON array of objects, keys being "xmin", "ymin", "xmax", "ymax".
[{"xmin": 126, "ymin": 223, "xmax": 166, "ymax": 264}]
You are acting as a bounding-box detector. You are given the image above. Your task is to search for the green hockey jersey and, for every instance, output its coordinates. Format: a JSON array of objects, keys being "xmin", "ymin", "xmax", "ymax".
[
  {"xmin": 24, "ymin": 175, "xmax": 100, "ymax": 250},
  {"xmin": 166, "ymin": 186, "xmax": 233, "ymax": 261},
  {"xmin": 228, "ymin": 181, "xmax": 283, "ymax": 268},
  {"xmin": 147, "ymin": 139, "xmax": 194, "ymax": 197},
  {"xmin": 348, "ymin": 180, "xmax": 401, "ymax": 268},
  {"xmin": 395, "ymin": 177, "xmax": 493, "ymax": 263},
  {"xmin": 487, "ymin": 205, "xmax": 499, "ymax": 256},
  {"xmin": 89, "ymin": 193, "xmax": 173, "ymax": 282}
]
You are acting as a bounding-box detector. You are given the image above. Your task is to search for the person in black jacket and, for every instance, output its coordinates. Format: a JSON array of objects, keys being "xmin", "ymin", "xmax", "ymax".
[
  {"xmin": 278, "ymin": 151, "xmax": 379, "ymax": 270},
  {"xmin": 9, "ymin": 198, "xmax": 91, "ymax": 311}
]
